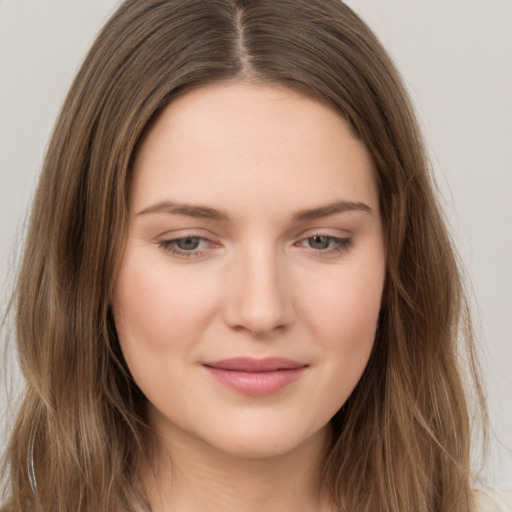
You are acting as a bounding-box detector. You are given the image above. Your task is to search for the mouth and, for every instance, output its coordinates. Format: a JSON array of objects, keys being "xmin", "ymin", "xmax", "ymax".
[{"xmin": 202, "ymin": 357, "xmax": 308, "ymax": 396}]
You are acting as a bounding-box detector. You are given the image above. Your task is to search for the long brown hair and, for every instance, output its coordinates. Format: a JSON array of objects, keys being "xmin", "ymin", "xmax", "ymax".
[{"xmin": 1, "ymin": 0, "xmax": 486, "ymax": 510}]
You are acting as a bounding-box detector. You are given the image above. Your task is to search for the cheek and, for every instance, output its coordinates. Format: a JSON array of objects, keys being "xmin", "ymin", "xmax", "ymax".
[
  {"xmin": 306, "ymin": 263, "xmax": 383, "ymax": 344},
  {"xmin": 113, "ymin": 250, "xmax": 219, "ymax": 355},
  {"xmin": 112, "ymin": 251, "xmax": 225, "ymax": 411},
  {"xmin": 299, "ymin": 259, "xmax": 384, "ymax": 403}
]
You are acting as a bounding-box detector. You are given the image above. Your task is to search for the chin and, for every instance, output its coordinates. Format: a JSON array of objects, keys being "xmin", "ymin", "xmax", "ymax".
[{"xmin": 200, "ymin": 421, "xmax": 329, "ymax": 461}]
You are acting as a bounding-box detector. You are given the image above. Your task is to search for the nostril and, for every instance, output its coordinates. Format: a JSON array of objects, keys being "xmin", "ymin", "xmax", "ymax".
[{"xmin": 224, "ymin": 290, "xmax": 295, "ymax": 336}]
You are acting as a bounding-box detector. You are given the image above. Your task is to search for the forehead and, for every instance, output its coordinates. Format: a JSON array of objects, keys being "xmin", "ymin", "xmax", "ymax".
[{"xmin": 130, "ymin": 81, "xmax": 378, "ymax": 218}]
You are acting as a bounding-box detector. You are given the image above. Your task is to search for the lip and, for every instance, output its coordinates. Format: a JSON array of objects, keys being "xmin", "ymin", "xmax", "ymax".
[{"xmin": 203, "ymin": 357, "xmax": 308, "ymax": 396}]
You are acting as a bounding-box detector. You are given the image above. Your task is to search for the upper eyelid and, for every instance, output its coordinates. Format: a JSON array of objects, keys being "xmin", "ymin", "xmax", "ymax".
[
  {"xmin": 158, "ymin": 233, "xmax": 350, "ymax": 251},
  {"xmin": 295, "ymin": 235, "xmax": 351, "ymax": 247},
  {"xmin": 157, "ymin": 229, "xmax": 219, "ymax": 242},
  {"xmin": 294, "ymin": 227, "xmax": 351, "ymax": 241},
  {"xmin": 161, "ymin": 235, "xmax": 216, "ymax": 248},
  {"xmin": 157, "ymin": 229, "xmax": 350, "ymax": 242}
]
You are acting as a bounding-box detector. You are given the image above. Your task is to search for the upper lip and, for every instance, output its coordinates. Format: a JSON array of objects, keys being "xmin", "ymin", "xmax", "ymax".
[{"xmin": 203, "ymin": 357, "xmax": 307, "ymax": 372}]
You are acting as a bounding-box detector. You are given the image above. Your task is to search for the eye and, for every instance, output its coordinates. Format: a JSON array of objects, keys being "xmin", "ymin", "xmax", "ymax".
[
  {"xmin": 175, "ymin": 236, "xmax": 203, "ymax": 251},
  {"xmin": 296, "ymin": 234, "xmax": 351, "ymax": 256},
  {"xmin": 308, "ymin": 235, "xmax": 334, "ymax": 250},
  {"xmin": 158, "ymin": 236, "xmax": 214, "ymax": 258}
]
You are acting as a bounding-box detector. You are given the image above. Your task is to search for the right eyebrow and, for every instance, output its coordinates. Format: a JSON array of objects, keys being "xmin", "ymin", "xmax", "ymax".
[{"xmin": 136, "ymin": 200, "xmax": 231, "ymax": 222}]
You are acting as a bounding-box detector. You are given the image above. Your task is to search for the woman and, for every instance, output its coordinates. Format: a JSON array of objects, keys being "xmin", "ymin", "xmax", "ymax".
[{"xmin": 1, "ymin": 0, "xmax": 508, "ymax": 510}]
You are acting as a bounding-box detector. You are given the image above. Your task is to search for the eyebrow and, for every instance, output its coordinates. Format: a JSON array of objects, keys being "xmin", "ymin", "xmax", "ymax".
[
  {"xmin": 292, "ymin": 200, "xmax": 373, "ymax": 221},
  {"xmin": 136, "ymin": 199, "xmax": 372, "ymax": 222},
  {"xmin": 137, "ymin": 200, "xmax": 231, "ymax": 221}
]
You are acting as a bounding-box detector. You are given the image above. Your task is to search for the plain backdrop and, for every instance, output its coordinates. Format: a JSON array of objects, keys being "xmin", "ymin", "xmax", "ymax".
[{"xmin": 1, "ymin": 0, "xmax": 511, "ymax": 488}]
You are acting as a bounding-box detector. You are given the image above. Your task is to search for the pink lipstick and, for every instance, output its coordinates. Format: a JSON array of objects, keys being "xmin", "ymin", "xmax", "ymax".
[{"xmin": 203, "ymin": 357, "xmax": 308, "ymax": 396}]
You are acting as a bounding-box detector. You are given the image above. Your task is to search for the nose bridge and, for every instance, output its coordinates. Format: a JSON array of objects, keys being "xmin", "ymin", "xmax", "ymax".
[{"xmin": 225, "ymin": 241, "xmax": 294, "ymax": 335}]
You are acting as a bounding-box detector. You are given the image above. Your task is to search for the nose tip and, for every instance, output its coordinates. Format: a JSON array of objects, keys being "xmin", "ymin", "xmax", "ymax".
[
  {"xmin": 223, "ymin": 257, "xmax": 295, "ymax": 337},
  {"xmin": 231, "ymin": 301, "xmax": 287, "ymax": 336}
]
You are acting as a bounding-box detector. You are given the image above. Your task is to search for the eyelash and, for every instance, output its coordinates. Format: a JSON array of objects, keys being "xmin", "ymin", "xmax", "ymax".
[
  {"xmin": 157, "ymin": 234, "xmax": 352, "ymax": 259},
  {"xmin": 158, "ymin": 236, "xmax": 213, "ymax": 258},
  {"xmin": 295, "ymin": 234, "xmax": 351, "ymax": 256}
]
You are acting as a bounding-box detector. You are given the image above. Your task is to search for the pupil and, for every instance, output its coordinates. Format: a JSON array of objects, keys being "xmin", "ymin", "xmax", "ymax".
[
  {"xmin": 177, "ymin": 237, "xmax": 200, "ymax": 251},
  {"xmin": 310, "ymin": 236, "xmax": 330, "ymax": 250}
]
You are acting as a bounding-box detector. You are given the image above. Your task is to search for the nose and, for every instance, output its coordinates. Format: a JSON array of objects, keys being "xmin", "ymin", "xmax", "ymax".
[{"xmin": 223, "ymin": 247, "xmax": 296, "ymax": 337}]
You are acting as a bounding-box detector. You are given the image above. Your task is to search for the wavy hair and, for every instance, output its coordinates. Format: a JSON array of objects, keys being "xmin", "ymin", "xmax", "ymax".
[{"xmin": 1, "ymin": 0, "xmax": 486, "ymax": 510}]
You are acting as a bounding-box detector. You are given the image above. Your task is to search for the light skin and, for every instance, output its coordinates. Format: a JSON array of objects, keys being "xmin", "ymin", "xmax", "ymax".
[{"xmin": 113, "ymin": 81, "xmax": 386, "ymax": 511}]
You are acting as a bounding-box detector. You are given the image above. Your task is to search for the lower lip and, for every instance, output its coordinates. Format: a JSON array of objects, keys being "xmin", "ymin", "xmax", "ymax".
[{"xmin": 204, "ymin": 366, "xmax": 307, "ymax": 396}]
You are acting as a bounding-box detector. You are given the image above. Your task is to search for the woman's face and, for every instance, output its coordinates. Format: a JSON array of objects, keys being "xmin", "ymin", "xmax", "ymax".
[{"xmin": 113, "ymin": 82, "xmax": 385, "ymax": 459}]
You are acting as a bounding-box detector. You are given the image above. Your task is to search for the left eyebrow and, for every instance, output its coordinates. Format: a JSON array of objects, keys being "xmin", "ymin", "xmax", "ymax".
[{"xmin": 292, "ymin": 200, "xmax": 373, "ymax": 222}]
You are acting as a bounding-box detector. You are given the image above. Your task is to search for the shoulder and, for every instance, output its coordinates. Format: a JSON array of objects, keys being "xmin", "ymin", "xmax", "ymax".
[{"xmin": 474, "ymin": 487, "xmax": 512, "ymax": 512}]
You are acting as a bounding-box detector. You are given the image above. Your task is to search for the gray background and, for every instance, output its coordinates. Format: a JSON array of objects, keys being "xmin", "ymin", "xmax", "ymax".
[{"xmin": 1, "ymin": 0, "xmax": 511, "ymax": 487}]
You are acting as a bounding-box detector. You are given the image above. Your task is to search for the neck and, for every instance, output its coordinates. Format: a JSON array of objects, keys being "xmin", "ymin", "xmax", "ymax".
[{"xmin": 142, "ymin": 421, "xmax": 334, "ymax": 512}]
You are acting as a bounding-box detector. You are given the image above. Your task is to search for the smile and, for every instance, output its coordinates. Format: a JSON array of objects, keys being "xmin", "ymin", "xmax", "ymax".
[{"xmin": 202, "ymin": 357, "xmax": 308, "ymax": 396}]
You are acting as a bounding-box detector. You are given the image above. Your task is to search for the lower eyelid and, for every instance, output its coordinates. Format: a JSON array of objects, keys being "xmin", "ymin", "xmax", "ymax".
[
  {"xmin": 296, "ymin": 235, "xmax": 351, "ymax": 248},
  {"xmin": 158, "ymin": 237, "xmax": 202, "ymax": 251},
  {"xmin": 157, "ymin": 234, "xmax": 350, "ymax": 257},
  {"xmin": 156, "ymin": 235, "xmax": 223, "ymax": 258}
]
